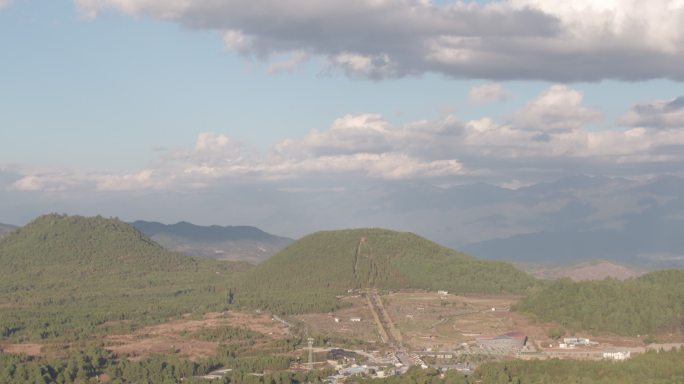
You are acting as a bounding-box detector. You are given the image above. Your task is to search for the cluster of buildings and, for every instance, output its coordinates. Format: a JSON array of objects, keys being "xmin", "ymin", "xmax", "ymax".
[{"xmin": 559, "ymin": 337, "xmax": 595, "ymax": 348}]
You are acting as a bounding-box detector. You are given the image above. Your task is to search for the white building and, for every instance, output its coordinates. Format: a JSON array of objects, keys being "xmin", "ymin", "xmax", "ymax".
[{"xmin": 603, "ymin": 351, "xmax": 631, "ymax": 360}]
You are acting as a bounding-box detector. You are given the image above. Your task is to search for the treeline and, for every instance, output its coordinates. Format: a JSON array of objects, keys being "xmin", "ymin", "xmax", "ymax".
[
  {"xmin": 229, "ymin": 229, "xmax": 536, "ymax": 315},
  {"xmin": 516, "ymin": 269, "xmax": 684, "ymax": 335},
  {"xmin": 0, "ymin": 346, "xmax": 327, "ymax": 384}
]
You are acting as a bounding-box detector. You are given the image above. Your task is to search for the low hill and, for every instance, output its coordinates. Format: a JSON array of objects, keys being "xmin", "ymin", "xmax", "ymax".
[
  {"xmin": 132, "ymin": 220, "xmax": 293, "ymax": 264},
  {"xmin": 230, "ymin": 228, "xmax": 536, "ymax": 314},
  {"xmin": 0, "ymin": 214, "xmax": 250, "ymax": 341},
  {"xmin": 517, "ymin": 260, "xmax": 645, "ymax": 281},
  {"xmin": 516, "ymin": 269, "xmax": 684, "ymax": 336},
  {"xmin": 0, "ymin": 223, "xmax": 17, "ymax": 239}
]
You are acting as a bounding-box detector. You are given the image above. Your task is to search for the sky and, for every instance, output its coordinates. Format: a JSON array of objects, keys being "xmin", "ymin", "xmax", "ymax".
[{"xmin": 1, "ymin": 0, "xmax": 684, "ymax": 242}]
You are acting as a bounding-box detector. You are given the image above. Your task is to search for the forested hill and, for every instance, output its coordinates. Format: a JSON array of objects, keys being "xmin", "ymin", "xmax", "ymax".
[
  {"xmin": 0, "ymin": 214, "xmax": 250, "ymax": 341},
  {"xmin": 0, "ymin": 223, "xmax": 17, "ymax": 239},
  {"xmin": 230, "ymin": 228, "xmax": 536, "ymax": 314},
  {"xmin": 132, "ymin": 220, "xmax": 293, "ymax": 264},
  {"xmin": 516, "ymin": 269, "xmax": 684, "ymax": 336},
  {"xmin": 1, "ymin": 214, "xmax": 200, "ymax": 274}
]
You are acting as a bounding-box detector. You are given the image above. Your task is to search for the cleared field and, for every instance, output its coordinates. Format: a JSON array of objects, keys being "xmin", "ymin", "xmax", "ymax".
[
  {"xmin": 293, "ymin": 291, "xmax": 538, "ymax": 351},
  {"xmin": 1, "ymin": 311, "xmax": 289, "ymax": 361},
  {"xmin": 382, "ymin": 291, "xmax": 541, "ymax": 351},
  {"xmin": 292, "ymin": 295, "xmax": 382, "ymax": 345},
  {"xmin": 104, "ymin": 311, "xmax": 288, "ymax": 360}
]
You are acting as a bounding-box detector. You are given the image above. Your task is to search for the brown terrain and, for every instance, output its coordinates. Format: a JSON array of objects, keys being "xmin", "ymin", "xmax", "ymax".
[
  {"xmin": 1, "ymin": 311, "xmax": 289, "ymax": 361},
  {"xmin": 105, "ymin": 311, "xmax": 288, "ymax": 360}
]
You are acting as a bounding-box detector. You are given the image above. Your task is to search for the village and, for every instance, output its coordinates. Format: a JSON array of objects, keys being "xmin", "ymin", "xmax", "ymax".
[{"xmin": 196, "ymin": 289, "xmax": 683, "ymax": 382}]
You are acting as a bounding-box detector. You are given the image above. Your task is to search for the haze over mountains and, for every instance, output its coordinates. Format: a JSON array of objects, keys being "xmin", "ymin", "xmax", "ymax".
[
  {"xmin": 459, "ymin": 175, "xmax": 684, "ymax": 268},
  {"xmin": 0, "ymin": 223, "xmax": 16, "ymax": 239},
  {"xmin": 3, "ymin": 174, "xmax": 683, "ymax": 267},
  {"xmin": 131, "ymin": 220, "xmax": 293, "ymax": 264}
]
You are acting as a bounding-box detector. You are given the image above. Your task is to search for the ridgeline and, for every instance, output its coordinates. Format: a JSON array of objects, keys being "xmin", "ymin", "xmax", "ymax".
[
  {"xmin": 0, "ymin": 214, "xmax": 250, "ymax": 341},
  {"xmin": 230, "ymin": 228, "xmax": 536, "ymax": 314}
]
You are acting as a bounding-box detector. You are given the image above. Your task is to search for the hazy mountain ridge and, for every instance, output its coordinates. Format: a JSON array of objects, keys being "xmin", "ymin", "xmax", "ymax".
[
  {"xmin": 132, "ymin": 220, "xmax": 293, "ymax": 264},
  {"xmin": 230, "ymin": 228, "xmax": 536, "ymax": 314},
  {"xmin": 456, "ymin": 175, "xmax": 684, "ymax": 266},
  {"xmin": 0, "ymin": 223, "xmax": 17, "ymax": 239}
]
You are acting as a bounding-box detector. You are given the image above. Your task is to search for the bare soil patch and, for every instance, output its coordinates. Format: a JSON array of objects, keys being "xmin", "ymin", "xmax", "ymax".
[
  {"xmin": 1, "ymin": 343, "xmax": 43, "ymax": 356},
  {"xmin": 105, "ymin": 311, "xmax": 287, "ymax": 360}
]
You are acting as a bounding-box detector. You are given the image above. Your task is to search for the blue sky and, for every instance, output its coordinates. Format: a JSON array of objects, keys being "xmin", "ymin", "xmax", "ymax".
[{"xmin": 1, "ymin": 0, "xmax": 684, "ymax": 238}]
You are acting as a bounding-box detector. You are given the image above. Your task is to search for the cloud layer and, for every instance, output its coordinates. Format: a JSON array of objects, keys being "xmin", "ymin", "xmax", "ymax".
[
  {"xmin": 7, "ymin": 86, "xmax": 684, "ymax": 194},
  {"xmin": 74, "ymin": 0, "xmax": 684, "ymax": 81}
]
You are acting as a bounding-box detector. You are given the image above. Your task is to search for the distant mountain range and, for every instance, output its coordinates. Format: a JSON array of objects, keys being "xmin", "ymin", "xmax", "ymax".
[
  {"xmin": 0, "ymin": 223, "xmax": 17, "ymax": 239},
  {"xmin": 131, "ymin": 220, "xmax": 293, "ymax": 264},
  {"xmin": 454, "ymin": 175, "xmax": 684, "ymax": 268}
]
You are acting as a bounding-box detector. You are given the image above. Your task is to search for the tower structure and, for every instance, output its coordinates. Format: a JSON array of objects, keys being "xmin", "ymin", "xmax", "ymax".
[{"xmin": 307, "ymin": 337, "xmax": 314, "ymax": 369}]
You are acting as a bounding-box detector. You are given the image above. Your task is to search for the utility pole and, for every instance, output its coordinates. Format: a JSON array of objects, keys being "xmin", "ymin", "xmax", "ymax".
[{"xmin": 307, "ymin": 337, "xmax": 314, "ymax": 369}]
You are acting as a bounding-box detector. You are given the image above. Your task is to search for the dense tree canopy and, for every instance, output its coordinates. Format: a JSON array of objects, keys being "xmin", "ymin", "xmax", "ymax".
[
  {"xmin": 0, "ymin": 214, "xmax": 251, "ymax": 341},
  {"xmin": 516, "ymin": 269, "xmax": 684, "ymax": 335}
]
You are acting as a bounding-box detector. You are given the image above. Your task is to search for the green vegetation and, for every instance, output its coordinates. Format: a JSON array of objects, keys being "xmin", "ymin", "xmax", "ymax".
[
  {"xmin": 516, "ymin": 269, "xmax": 684, "ymax": 335},
  {"xmin": 0, "ymin": 214, "xmax": 251, "ymax": 342},
  {"xmin": 0, "ymin": 337, "xmax": 327, "ymax": 384},
  {"xmin": 230, "ymin": 229, "xmax": 536, "ymax": 314},
  {"xmin": 472, "ymin": 348, "xmax": 684, "ymax": 384}
]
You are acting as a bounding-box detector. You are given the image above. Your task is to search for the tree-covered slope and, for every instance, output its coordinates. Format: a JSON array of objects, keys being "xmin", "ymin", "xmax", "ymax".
[
  {"xmin": 516, "ymin": 269, "xmax": 684, "ymax": 336},
  {"xmin": 131, "ymin": 220, "xmax": 293, "ymax": 264},
  {"xmin": 230, "ymin": 228, "xmax": 536, "ymax": 314},
  {"xmin": 0, "ymin": 214, "xmax": 250, "ymax": 341}
]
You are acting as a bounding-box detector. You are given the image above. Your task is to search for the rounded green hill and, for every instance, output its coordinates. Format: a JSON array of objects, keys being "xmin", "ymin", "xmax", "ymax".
[{"xmin": 231, "ymin": 228, "xmax": 535, "ymax": 314}]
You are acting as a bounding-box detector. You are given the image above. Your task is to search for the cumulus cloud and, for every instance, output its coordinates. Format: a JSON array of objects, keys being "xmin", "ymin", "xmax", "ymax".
[
  {"xmin": 73, "ymin": 0, "xmax": 684, "ymax": 81},
  {"xmin": 509, "ymin": 85, "xmax": 601, "ymax": 132},
  {"xmin": 621, "ymin": 96, "xmax": 684, "ymax": 129},
  {"xmin": 468, "ymin": 83, "xmax": 509, "ymax": 104},
  {"xmin": 8, "ymin": 86, "xmax": 684, "ymax": 193}
]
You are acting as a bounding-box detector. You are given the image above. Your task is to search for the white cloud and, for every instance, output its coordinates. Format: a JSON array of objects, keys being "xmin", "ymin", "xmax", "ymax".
[
  {"xmin": 468, "ymin": 83, "xmax": 509, "ymax": 104},
  {"xmin": 8, "ymin": 86, "xmax": 684, "ymax": 193},
  {"xmin": 95, "ymin": 169, "xmax": 163, "ymax": 191},
  {"xmin": 328, "ymin": 52, "xmax": 399, "ymax": 79},
  {"xmin": 267, "ymin": 51, "xmax": 309, "ymax": 74},
  {"xmin": 509, "ymin": 85, "xmax": 601, "ymax": 132},
  {"xmin": 10, "ymin": 176, "xmax": 46, "ymax": 191},
  {"xmin": 73, "ymin": 0, "xmax": 684, "ymax": 81},
  {"xmin": 621, "ymin": 96, "xmax": 684, "ymax": 129}
]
